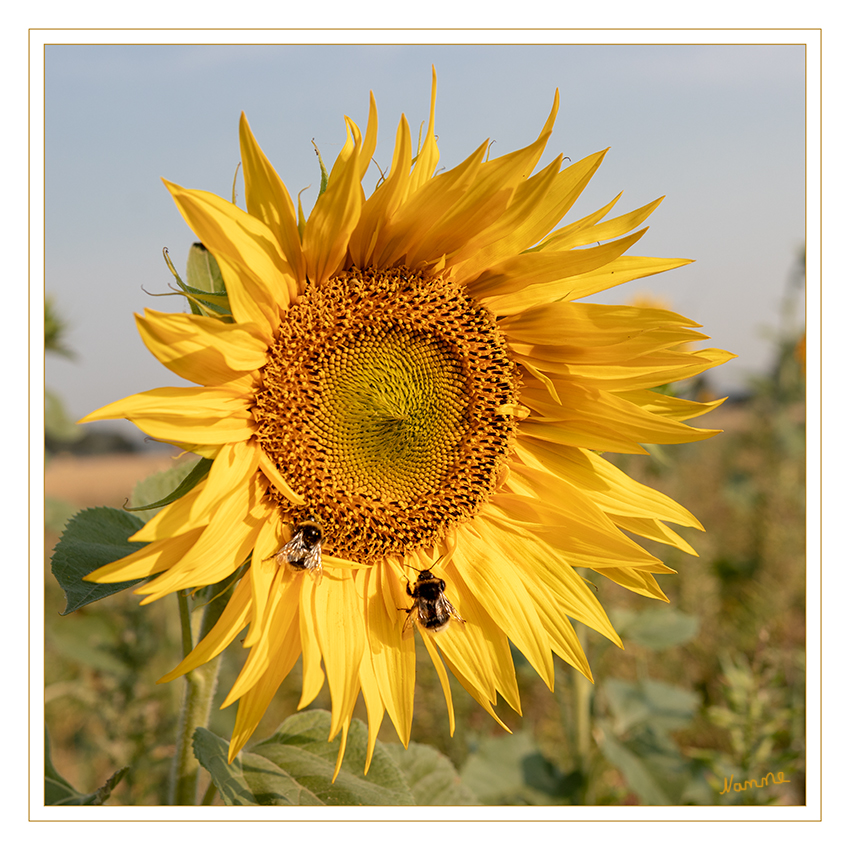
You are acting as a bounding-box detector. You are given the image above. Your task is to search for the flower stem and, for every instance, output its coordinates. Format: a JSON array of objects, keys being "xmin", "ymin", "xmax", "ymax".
[
  {"xmin": 167, "ymin": 582, "xmax": 232, "ymax": 805},
  {"xmin": 572, "ymin": 623, "xmax": 592, "ymax": 774}
]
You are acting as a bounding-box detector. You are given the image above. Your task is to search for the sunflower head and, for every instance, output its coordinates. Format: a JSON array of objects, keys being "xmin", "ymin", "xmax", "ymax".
[
  {"xmin": 255, "ymin": 263, "xmax": 521, "ymax": 562},
  {"xmin": 80, "ymin": 69, "xmax": 733, "ymax": 775}
]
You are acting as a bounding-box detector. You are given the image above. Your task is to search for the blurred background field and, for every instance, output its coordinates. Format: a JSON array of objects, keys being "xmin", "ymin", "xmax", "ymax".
[{"xmin": 43, "ymin": 266, "xmax": 806, "ymax": 806}]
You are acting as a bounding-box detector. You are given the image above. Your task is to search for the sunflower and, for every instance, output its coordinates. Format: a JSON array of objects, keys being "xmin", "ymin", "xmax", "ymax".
[{"xmin": 81, "ymin": 70, "xmax": 732, "ymax": 778}]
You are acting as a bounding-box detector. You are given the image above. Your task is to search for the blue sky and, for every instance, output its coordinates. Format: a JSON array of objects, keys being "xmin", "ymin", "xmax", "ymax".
[{"xmin": 44, "ymin": 42, "xmax": 807, "ymax": 442}]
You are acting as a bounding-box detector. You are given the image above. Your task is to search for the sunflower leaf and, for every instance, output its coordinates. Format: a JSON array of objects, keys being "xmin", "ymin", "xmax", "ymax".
[
  {"xmin": 50, "ymin": 507, "xmax": 147, "ymax": 615},
  {"xmin": 384, "ymin": 742, "xmax": 479, "ymax": 805},
  {"xmin": 194, "ymin": 710, "xmax": 417, "ymax": 806},
  {"xmin": 162, "ymin": 244, "xmax": 231, "ymax": 319},
  {"xmin": 126, "ymin": 456, "xmax": 212, "ymax": 519},
  {"xmin": 186, "ymin": 242, "xmax": 226, "ymax": 293}
]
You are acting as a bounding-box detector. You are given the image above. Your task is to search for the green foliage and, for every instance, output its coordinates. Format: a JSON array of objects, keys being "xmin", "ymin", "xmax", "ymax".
[
  {"xmin": 186, "ymin": 242, "xmax": 226, "ymax": 294},
  {"xmin": 126, "ymin": 456, "xmax": 212, "ymax": 521},
  {"xmin": 460, "ymin": 730, "xmax": 580, "ymax": 805},
  {"xmin": 51, "ymin": 507, "xmax": 147, "ymax": 614},
  {"xmin": 688, "ymin": 647, "xmax": 805, "ymax": 804},
  {"xmin": 611, "ymin": 606, "xmax": 699, "ymax": 651},
  {"xmin": 195, "ymin": 711, "xmax": 419, "ymax": 806},
  {"xmin": 385, "ymin": 742, "xmax": 480, "ymax": 805},
  {"xmin": 161, "ymin": 244, "xmax": 231, "ymax": 319},
  {"xmin": 595, "ymin": 678, "xmax": 707, "ymax": 805},
  {"xmin": 45, "ymin": 729, "xmax": 128, "ymax": 805}
]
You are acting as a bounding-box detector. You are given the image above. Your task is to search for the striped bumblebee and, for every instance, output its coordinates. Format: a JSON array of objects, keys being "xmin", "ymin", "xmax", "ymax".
[
  {"xmin": 275, "ymin": 516, "xmax": 323, "ymax": 583},
  {"xmin": 402, "ymin": 566, "xmax": 465, "ymax": 635}
]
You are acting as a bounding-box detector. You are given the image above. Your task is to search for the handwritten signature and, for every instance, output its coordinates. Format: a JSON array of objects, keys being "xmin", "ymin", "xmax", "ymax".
[{"xmin": 719, "ymin": 771, "xmax": 791, "ymax": 795}]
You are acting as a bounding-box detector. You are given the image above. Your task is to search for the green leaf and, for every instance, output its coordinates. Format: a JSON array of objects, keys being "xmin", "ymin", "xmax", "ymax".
[
  {"xmin": 50, "ymin": 507, "xmax": 147, "ymax": 614},
  {"xmin": 186, "ymin": 242, "xmax": 226, "ymax": 293},
  {"xmin": 594, "ymin": 719, "xmax": 673, "ymax": 805},
  {"xmin": 460, "ymin": 730, "xmax": 579, "ymax": 805},
  {"xmin": 45, "ymin": 728, "xmax": 128, "ymax": 805},
  {"xmin": 194, "ymin": 710, "xmax": 417, "ymax": 806},
  {"xmin": 604, "ymin": 677, "xmax": 700, "ymax": 737},
  {"xmin": 612, "ymin": 605, "xmax": 700, "ymax": 651},
  {"xmin": 162, "ymin": 245, "xmax": 231, "ymax": 319},
  {"xmin": 127, "ymin": 456, "xmax": 211, "ymax": 520},
  {"xmin": 384, "ymin": 742, "xmax": 479, "ymax": 805}
]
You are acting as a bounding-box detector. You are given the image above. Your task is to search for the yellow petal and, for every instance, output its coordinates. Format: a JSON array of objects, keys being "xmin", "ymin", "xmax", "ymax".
[
  {"xmin": 476, "ymin": 512, "xmax": 622, "ymax": 647},
  {"xmin": 157, "ymin": 575, "xmax": 253, "ymax": 683},
  {"xmin": 243, "ymin": 511, "xmax": 287, "ymax": 647},
  {"xmin": 452, "ymin": 526, "xmax": 554, "ymax": 690},
  {"xmin": 516, "ymin": 440, "xmax": 703, "ymax": 530},
  {"xmin": 470, "ymin": 228, "xmax": 647, "ymax": 300},
  {"xmin": 611, "ymin": 514, "xmax": 699, "ymax": 555},
  {"xmin": 485, "ymin": 255, "xmax": 692, "ymax": 315},
  {"xmin": 500, "ymin": 301, "xmax": 703, "ymax": 349},
  {"xmin": 298, "ymin": 575, "xmax": 325, "ymax": 708},
  {"xmin": 239, "ymin": 112, "xmax": 305, "ymax": 295},
  {"xmin": 484, "ymin": 494, "xmax": 662, "ymax": 571},
  {"xmin": 131, "ymin": 439, "xmax": 261, "ymax": 543},
  {"xmin": 614, "ymin": 389, "xmax": 728, "ymax": 422},
  {"xmin": 302, "ymin": 122, "xmax": 364, "ymax": 286},
  {"xmin": 80, "ymin": 386, "xmax": 255, "ymax": 447},
  {"xmin": 85, "ymin": 527, "xmax": 202, "ymax": 584},
  {"xmin": 257, "ymin": 451, "xmax": 305, "ymax": 506},
  {"xmin": 364, "ymin": 563, "xmax": 415, "ymax": 746},
  {"xmin": 519, "ymin": 381, "xmax": 721, "ymax": 450},
  {"xmin": 374, "ymin": 139, "xmax": 489, "ymax": 269},
  {"xmin": 162, "ymin": 180, "xmax": 290, "ymax": 335},
  {"xmin": 227, "ymin": 609, "xmax": 302, "ymax": 760},
  {"xmin": 406, "ymin": 65, "xmax": 439, "ymax": 196},
  {"xmin": 562, "ymin": 347, "xmax": 736, "ymax": 391},
  {"xmin": 548, "ymin": 196, "xmax": 665, "ymax": 252},
  {"xmin": 309, "ymin": 570, "xmax": 366, "ymax": 740},
  {"xmin": 348, "ymin": 113, "xmax": 413, "ymax": 268},
  {"xmin": 136, "ymin": 309, "xmax": 268, "ymax": 386},
  {"xmin": 135, "ymin": 477, "xmax": 266, "ymax": 602},
  {"xmin": 594, "ymin": 567, "xmax": 670, "ymax": 601},
  {"xmin": 222, "ymin": 567, "xmax": 301, "ymax": 707},
  {"xmin": 356, "ymin": 628, "xmax": 386, "ymax": 773}
]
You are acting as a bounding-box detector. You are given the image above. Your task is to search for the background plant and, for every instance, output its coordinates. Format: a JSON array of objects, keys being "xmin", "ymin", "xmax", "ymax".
[{"xmin": 44, "ymin": 252, "xmax": 805, "ymax": 806}]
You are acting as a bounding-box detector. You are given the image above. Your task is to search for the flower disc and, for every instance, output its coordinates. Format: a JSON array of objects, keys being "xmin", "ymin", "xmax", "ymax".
[{"xmin": 254, "ymin": 266, "xmax": 520, "ymax": 561}]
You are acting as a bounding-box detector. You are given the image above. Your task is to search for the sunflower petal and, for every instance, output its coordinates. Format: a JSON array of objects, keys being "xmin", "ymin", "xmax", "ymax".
[{"xmin": 239, "ymin": 112, "xmax": 305, "ymax": 294}]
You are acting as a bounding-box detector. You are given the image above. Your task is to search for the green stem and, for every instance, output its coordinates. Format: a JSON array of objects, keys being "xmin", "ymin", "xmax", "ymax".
[
  {"xmin": 572, "ymin": 622, "xmax": 593, "ymax": 798},
  {"xmin": 167, "ymin": 583, "xmax": 231, "ymax": 806}
]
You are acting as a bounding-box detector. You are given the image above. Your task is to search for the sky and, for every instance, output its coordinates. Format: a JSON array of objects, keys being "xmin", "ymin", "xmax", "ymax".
[{"xmin": 42, "ymin": 41, "xmax": 808, "ymax": 446}]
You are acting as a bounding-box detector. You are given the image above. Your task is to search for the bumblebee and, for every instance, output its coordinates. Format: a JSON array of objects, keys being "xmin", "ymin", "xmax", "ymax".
[
  {"xmin": 275, "ymin": 517, "xmax": 323, "ymax": 583},
  {"xmin": 402, "ymin": 567, "xmax": 465, "ymax": 635}
]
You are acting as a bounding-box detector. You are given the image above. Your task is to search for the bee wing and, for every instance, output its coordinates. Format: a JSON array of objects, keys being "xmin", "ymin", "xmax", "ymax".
[
  {"xmin": 303, "ymin": 546, "xmax": 323, "ymax": 584},
  {"xmin": 275, "ymin": 535, "xmax": 306, "ymax": 566},
  {"xmin": 401, "ymin": 606, "xmax": 418, "ymax": 638},
  {"xmin": 443, "ymin": 597, "xmax": 466, "ymax": 629}
]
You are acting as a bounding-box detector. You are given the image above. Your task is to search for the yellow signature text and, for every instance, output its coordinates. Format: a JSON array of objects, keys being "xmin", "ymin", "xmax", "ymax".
[{"xmin": 719, "ymin": 771, "xmax": 791, "ymax": 795}]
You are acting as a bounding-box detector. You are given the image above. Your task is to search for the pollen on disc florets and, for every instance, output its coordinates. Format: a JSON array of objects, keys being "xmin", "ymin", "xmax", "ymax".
[{"xmin": 254, "ymin": 266, "xmax": 520, "ymax": 563}]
